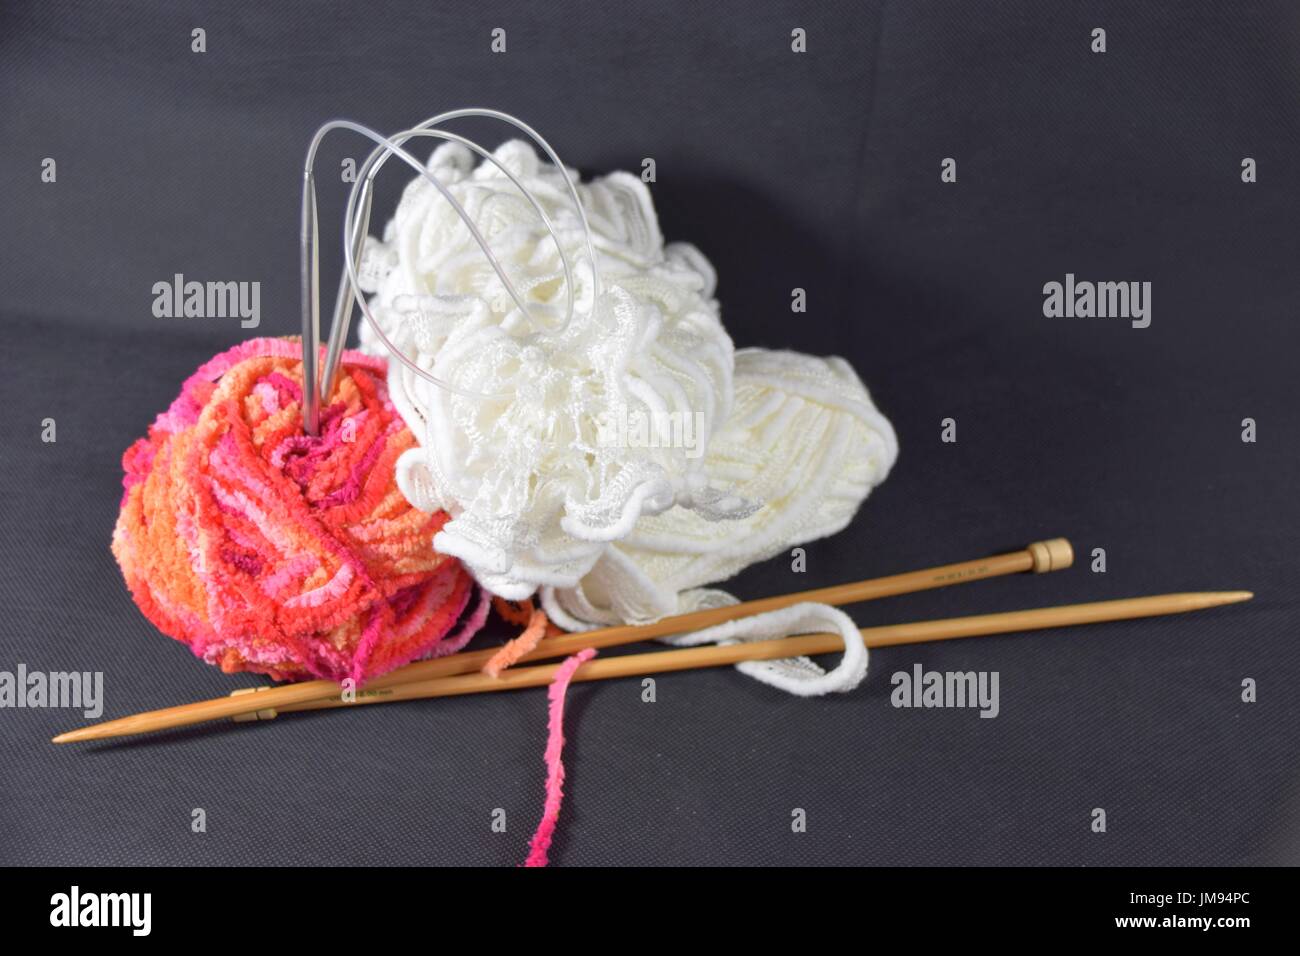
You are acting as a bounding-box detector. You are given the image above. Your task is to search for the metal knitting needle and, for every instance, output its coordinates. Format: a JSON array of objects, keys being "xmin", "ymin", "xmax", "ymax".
[
  {"xmin": 316, "ymin": 110, "xmax": 601, "ymax": 410},
  {"xmin": 318, "ymin": 177, "xmax": 372, "ymax": 406},
  {"xmin": 302, "ymin": 118, "xmax": 557, "ymax": 408},
  {"xmin": 300, "ymin": 169, "xmax": 321, "ymax": 435},
  {"xmin": 307, "ymin": 116, "xmax": 563, "ymax": 433}
]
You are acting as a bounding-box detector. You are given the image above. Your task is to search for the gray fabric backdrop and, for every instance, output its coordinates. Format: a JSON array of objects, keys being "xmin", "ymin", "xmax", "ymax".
[{"xmin": 1, "ymin": 1, "xmax": 1297, "ymax": 865}]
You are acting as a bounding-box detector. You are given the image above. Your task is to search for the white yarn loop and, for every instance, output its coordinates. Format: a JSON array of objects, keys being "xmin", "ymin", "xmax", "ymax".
[
  {"xmin": 662, "ymin": 601, "xmax": 868, "ymax": 696},
  {"xmin": 539, "ymin": 592, "xmax": 866, "ymax": 696}
]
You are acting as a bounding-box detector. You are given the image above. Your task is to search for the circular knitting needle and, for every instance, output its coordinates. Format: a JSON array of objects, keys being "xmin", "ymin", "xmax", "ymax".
[
  {"xmin": 300, "ymin": 170, "xmax": 321, "ymax": 435},
  {"xmin": 305, "ymin": 112, "xmax": 598, "ymax": 412},
  {"xmin": 52, "ymin": 539, "xmax": 1072, "ymax": 743}
]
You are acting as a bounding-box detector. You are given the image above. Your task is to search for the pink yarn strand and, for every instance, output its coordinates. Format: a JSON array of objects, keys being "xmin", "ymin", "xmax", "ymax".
[{"xmin": 523, "ymin": 647, "xmax": 597, "ymax": 868}]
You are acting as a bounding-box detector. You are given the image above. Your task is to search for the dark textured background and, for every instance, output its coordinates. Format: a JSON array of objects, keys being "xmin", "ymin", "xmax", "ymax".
[{"xmin": 1, "ymin": 1, "xmax": 1297, "ymax": 866}]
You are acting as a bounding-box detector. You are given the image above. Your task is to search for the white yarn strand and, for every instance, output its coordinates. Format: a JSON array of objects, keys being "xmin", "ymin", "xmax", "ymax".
[{"xmin": 662, "ymin": 601, "xmax": 869, "ymax": 697}]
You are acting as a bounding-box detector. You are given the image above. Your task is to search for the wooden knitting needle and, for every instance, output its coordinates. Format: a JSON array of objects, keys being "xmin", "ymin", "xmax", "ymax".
[
  {"xmin": 54, "ymin": 590, "xmax": 1249, "ymax": 741},
  {"xmin": 50, "ymin": 540, "xmax": 1072, "ymax": 743},
  {"xmin": 224, "ymin": 591, "xmax": 1255, "ymax": 715}
]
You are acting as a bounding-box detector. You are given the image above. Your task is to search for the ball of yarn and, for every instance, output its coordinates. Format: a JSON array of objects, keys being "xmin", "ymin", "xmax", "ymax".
[
  {"xmin": 357, "ymin": 139, "xmax": 745, "ymax": 599},
  {"xmin": 543, "ymin": 350, "xmax": 899, "ymax": 632},
  {"xmin": 111, "ymin": 337, "xmax": 481, "ymax": 684}
]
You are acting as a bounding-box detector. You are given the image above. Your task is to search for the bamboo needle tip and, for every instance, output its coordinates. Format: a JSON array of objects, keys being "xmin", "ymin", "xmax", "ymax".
[
  {"xmin": 1178, "ymin": 590, "xmax": 1254, "ymax": 611},
  {"xmin": 51, "ymin": 730, "xmax": 82, "ymax": 745},
  {"xmin": 1029, "ymin": 538, "xmax": 1074, "ymax": 573}
]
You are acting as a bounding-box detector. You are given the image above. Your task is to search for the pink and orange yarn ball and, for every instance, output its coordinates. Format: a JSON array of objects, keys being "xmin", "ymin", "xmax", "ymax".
[{"xmin": 111, "ymin": 337, "xmax": 483, "ymax": 685}]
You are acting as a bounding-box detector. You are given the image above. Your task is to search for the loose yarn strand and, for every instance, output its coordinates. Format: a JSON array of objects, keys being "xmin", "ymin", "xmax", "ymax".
[
  {"xmin": 482, "ymin": 607, "xmax": 551, "ymax": 678},
  {"xmin": 523, "ymin": 647, "xmax": 597, "ymax": 868}
]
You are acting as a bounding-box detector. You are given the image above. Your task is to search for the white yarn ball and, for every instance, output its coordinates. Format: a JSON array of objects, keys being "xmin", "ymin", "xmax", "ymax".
[
  {"xmin": 357, "ymin": 137, "xmax": 901, "ymax": 695},
  {"xmin": 359, "ymin": 140, "xmax": 742, "ymax": 598},
  {"xmin": 543, "ymin": 349, "xmax": 900, "ymax": 628}
]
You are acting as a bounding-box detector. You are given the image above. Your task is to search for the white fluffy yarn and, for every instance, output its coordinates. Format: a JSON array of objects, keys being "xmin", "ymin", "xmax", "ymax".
[
  {"xmin": 358, "ymin": 138, "xmax": 898, "ymax": 694},
  {"xmin": 361, "ymin": 139, "xmax": 746, "ymax": 599},
  {"xmin": 541, "ymin": 348, "xmax": 897, "ymax": 694}
]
